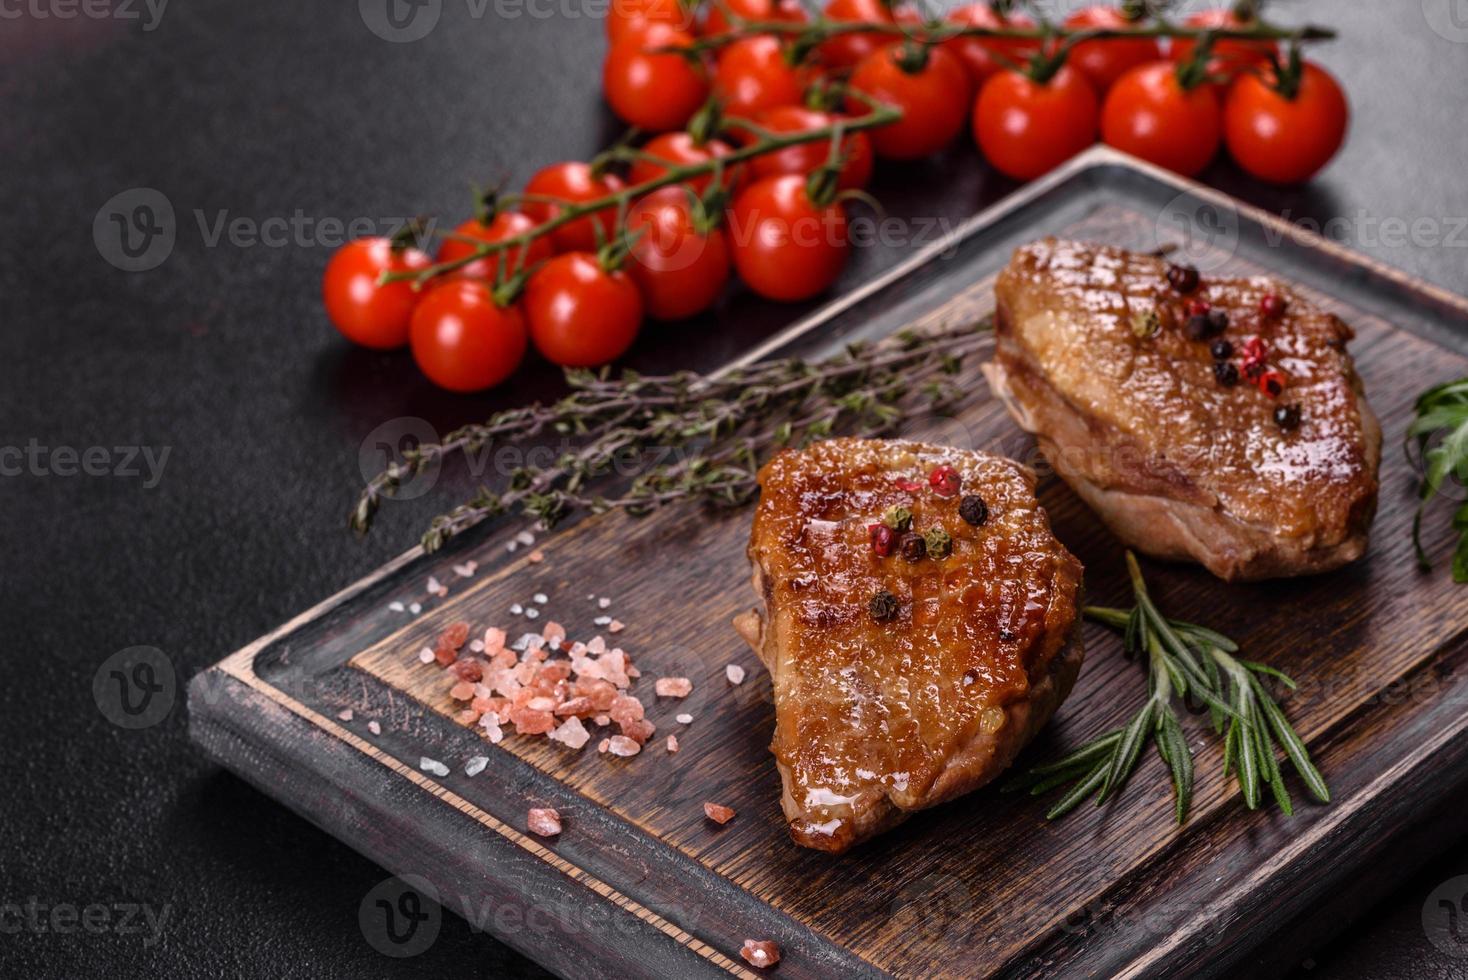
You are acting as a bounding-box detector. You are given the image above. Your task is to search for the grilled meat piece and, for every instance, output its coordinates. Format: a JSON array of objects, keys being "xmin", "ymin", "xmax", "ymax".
[
  {"xmin": 986, "ymin": 238, "xmax": 1381, "ymax": 581},
  {"xmin": 734, "ymin": 438, "xmax": 1083, "ymax": 853}
]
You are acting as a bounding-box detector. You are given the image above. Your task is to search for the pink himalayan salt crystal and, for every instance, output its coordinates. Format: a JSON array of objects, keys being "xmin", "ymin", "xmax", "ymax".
[
  {"xmin": 527, "ymin": 807, "xmax": 561, "ymax": 837},
  {"xmin": 620, "ymin": 718, "xmax": 656, "ymax": 745},
  {"xmin": 593, "ymin": 714, "xmax": 611, "ymax": 727},
  {"xmin": 336, "ymin": 708, "xmax": 354, "ymax": 722},
  {"xmin": 541, "ymin": 621, "xmax": 567, "ymax": 644},
  {"xmin": 455, "ymin": 708, "xmax": 480, "ymax": 726},
  {"xmin": 726, "ymin": 664, "xmax": 747, "ymax": 685},
  {"xmin": 549, "ymin": 717, "xmax": 592, "ymax": 750},
  {"xmin": 586, "ymin": 635, "xmax": 607, "ymax": 655},
  {"xmin": 483, "ymin": 626, "xmax": 507, "ymax": 649},
  {"xmin": 368, "ymin": 720, "xmax": 382, "ymax": 735},
  {"xmin": 598, "ymin": 738, "xmax": 610, "ymax": 753},
  {"xmin": 608, "ymin": 620, "xmax": 625, "ymax": 634},
  {"xmin": 527, "ymin": 549, "xmax": 544, "ymax": 563},
  {"xmin": 609, "ymin": 694, "xmax": 644, "ymax": 725},
  {"xmin": 666, "ymin": 735, "xmax": 679, "ymax": 754},
  {"xmin": 703, "ymin": 802, "xmax": 736, "ymax": 825},
  {"xmin": 481, "ymin": 713, "xmax": 505, "ymax": 744},
  {"xmin": 654, "ymin": 677, "xmax": 693, "ymax": 698},
  {"xmin": 449, "ymin": 681, "xmax": 475, "ymax": 701},
  {"xmin": 555, "ymin": 696, "xmax": 593, "ymax": 717},
  {"xmin": 607, "ymin": 735, "xmax": 641, "ymax": 757},
  {"xmin": 740, "ymin": 939, "xmax": 780, "ymax": 969},
  {"xmin": 511, "ymin": 708, "xmax": 556, "ymax": 735}
]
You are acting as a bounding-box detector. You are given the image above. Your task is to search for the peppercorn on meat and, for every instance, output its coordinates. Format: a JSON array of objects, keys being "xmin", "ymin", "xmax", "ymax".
[
  {"xmin": 733, "ymin": 438, "xmax": 1083, "ymax": 853},
  {"xmin": 986, "ymin": 238, "xmax": 1381, "ymax": 581}
]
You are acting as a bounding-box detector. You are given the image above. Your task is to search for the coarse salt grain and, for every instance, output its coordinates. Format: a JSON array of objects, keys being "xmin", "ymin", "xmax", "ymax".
[
  {"xmin": 388, "ymin": 601, "xmax": 405, "ymax": 613},
  {"xmin": 337, "ymin": 708, "xmax": 354, "ymax": 722},
  {"xmin": 598, "ymin": 738, "xmax": 610, "ymax": 753},
  {"xmin": 528, "ymin": 550, "xmax": 544, "ymax": 563},
  {"xmin": 368, "ymin": 721, "xmax": 381, "ymax": 735},
  {"xmin": 675, "ymin": 713, "xmax": 693, "ymax": 725},
  {"xmin": 527, "ymin": 807, "xmax": 562, "ymax": 837},
  {"xmin": 469, "ymin": 639, "xmax": 485, "ymax": 653},
  {"xmin": 594, "ymin": 616, "xmax": 612, "ymax": 626},
  {"xmin": 510, "ymin": 603, "xmax": 524, "ymax": 615},
  {"xmin": 427, "ymin": 575, "xmax": 447, "ymax": 596},
  {"xmin": 418, "ymin": 648, "xmax": 435, "ymax": 664},
  {"xmin": 740, "ymin": 939, "xmax": 780, "ymax": 969},
  {"xmin": 726, "ymin": 664, "xmax": 746, "ymax": 685},
  {"xmin": 453, "ymin": 561, "xmax": 478, "ymax": 578},
  {"xmin": 608, "ymin": 620, "xmax": 625, "ymax": 633},
  {"xmin": 654, "ymin": 677, "xmax": 693, "ymax": 698},
  {"xmin": 516, "ymin": 530, "xmax": 535, "ymax": 546},
  {"xmin": 666, "ymin": 735, "xmax": 679, "ymax": 754},
  {"xmin": 409, "ymin": 602, "xmax": 422, "ymax": 615},
  {"xmin": 465, "ymin": 756, "xmax": 489, "ymax": 776},
  {"xmin": 703, "ymin": 802, "xmax": 736, "ymax": 825},
  {"xmin": 598, "ymin": 597, "xmax": 611, "ymax": 609},
  {"xmin": 525, "ymin": 608, "xmax": 540, "ymax": 620},
  {"xmin": 419, "ymin": 757, "xmax": 450, "ymax": 777},
  {"xmin": 532, "ymin": 593, "xmax": 548, "ymax": 604},
  {"xmin": 482, "ymin": 714, "xmax": 504, "ymax": 744},
  {"xmin": 607, "ymin": 735, "xmax": 641, "ymax": 757},
  {"xmin": 549, "ymin": 717, "xmax": 592, "ymax": 750}
]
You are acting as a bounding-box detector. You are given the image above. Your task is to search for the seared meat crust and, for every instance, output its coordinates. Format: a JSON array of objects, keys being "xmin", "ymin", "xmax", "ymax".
[
  {"xmin": 736, "ymin": 438, "xmax": 1082, "ymax": 853},
  {"xmin": 987, "ymin": 238, "xmax": 1381, "ymax": 581}
]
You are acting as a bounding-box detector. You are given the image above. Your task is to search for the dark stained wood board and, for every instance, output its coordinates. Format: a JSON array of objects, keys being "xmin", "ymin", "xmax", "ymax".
[{"xmin": 189, "ymin": 148, "xmax": 1468, "ymax": 980}]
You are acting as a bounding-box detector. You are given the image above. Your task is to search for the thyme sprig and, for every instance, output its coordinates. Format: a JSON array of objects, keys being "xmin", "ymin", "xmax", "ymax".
[
  {"xmin": 1407, "ymin": 377, "xmax": 1468, "ymax": 580},
  {"xmin": 1008, "ymin": 552, "xmax": 1328, "ymax": 822},
  {"xmin": 352, "ymin": 320, "xmax": 992, "ymax": 551}
]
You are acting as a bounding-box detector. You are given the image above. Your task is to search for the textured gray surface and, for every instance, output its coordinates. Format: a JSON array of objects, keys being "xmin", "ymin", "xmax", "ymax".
[{"xmin": 3, "ymin": 0, "xmax": 1468, "ymax": 977}]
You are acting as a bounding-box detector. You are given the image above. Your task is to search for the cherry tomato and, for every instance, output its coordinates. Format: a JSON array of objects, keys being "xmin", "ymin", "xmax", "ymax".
[
  {"xmin": 847, "ymin": 43, "xmax": 969, "ymax": 160},
  {"xmin": 322, "ymin": 237, "xmax": 431, "ymax": 350},
  {"xmin": 727, "ymin": 174, "xmax": 849, "ymax": 302},
  {"xmin": 1169, "ymin": 9, "xmax": 1276, "ymax": 80},
  {"xmin": 409, "ymin": 280, "xmax": 527, "ymax": 392},
  {"xmin": 941, "ymin": 4, "xmax": 1038, "ymax": 88},
  {"xmin": 1101, "ymin": 61, "xmax": 1221, "ymax": 177},
  {"xmin": 524, "ymin": 252, "xmax": 643, "ymax": 367},
  {"xmin": 741, "ymin": 105, "xmax": 874, "ymax": 190},
  {"xmin": 713, "ymin": 34, "xmax": 810, "ymax": 120},
  {"xmin": 435, "ymin": 211, "xmax": 555, "ymax": 284},
  {"xmin": 1064, "ymin": 6, "xmax": 1163, "ymax": 93},
  {"xmin": 1224, "ymin": 61, "xmax": 1348, "ymax": 184},
  {"xmin": 974, "ymin": 65, "xmax": 1099, "ymax": 180},
  {"xmin": 701, "ymin": 0, "xmax": 806, "ymax": 38},
  {"xmin": 629, "ymin": 132, "xmax": 743, "ymax": 196},
  {"xmin": 607, "ymin": 0, "xmax": 693, "ymax": 43},
  {"xmin": 521, "ymin": 162, "xmax": 627, "ymax": 253},
  {"xmin": 603, "ymin": 24, "xmax": 709, "ymax": 133},
  {"xmin": 817, "ymin": 0, "xmax": 896, "ymax": 70},
  {"xmin": 625, "ymin": 187, "xmax": 731, "ymax": 319}
]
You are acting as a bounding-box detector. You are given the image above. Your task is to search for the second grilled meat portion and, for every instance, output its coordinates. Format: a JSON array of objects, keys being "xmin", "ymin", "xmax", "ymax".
[{"xmin": 987, "ymin": 238, "xmax": 1380, "ymax": 581}]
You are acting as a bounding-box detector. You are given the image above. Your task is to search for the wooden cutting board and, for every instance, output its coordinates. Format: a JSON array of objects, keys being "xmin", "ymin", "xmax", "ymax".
[{"xmin": 189, "ymin": 148, "xmax": 1468, "ymax": 979}]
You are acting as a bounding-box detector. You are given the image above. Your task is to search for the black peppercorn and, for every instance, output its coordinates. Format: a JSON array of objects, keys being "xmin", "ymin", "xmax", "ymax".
[
  {"xmin": 1214, "ymin": 361, "xmax": 1240, "ymax": 387},
  {"xmin": 1184, "ymin": 314, "xmax": 1212, "ymax": 342},
  {"xmin": 1207, "ymin": 310, "xmax": 1229, "ymax": 334},
  {"xmin": 1166, "ymin": 263, "xmax": 1200, "ymax": 294},
  {"xmin": 1210, "ymin": 338, "xmax": 1234, "ymax": 361},
  {"xmin": 1274, "ymin": 403, "xmax": 1302, "ymax": 430},
  {"xmin": 868, "ymin": 589, "xmax": 900, "ymax": 622},
  {"xmin": 958, "ymin": 494, "xmax": 989, "ymax": 527},
  {"xmin": 899, "ymin": 532, "xmax": 927, "ymax": 563}
]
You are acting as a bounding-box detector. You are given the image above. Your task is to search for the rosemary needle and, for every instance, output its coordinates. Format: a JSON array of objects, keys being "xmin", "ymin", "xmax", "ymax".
[{"xmin": 1008, "ymin": 552, "xmax": 1329, "ymax": 824}]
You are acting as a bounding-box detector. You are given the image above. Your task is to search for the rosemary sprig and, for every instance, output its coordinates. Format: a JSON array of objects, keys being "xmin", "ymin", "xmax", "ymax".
[
  {"xmin": 1406, "ymin": 377, "xmax": 1468, "ymax": 581},
  {"xmin": 352, "ymin": 320, "xmax": 991, "ymax": 550},
  {"xmin": 1008, "ymin": 552, "xmax": 1328, "ymax": 822}
]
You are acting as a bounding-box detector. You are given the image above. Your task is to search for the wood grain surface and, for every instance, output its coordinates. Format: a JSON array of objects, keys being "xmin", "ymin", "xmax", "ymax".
[
  {"xmin": 191, "ymin": 157, "xmax": 1468, "ymax": 979},
  {"xmin": 341, "ymin": 201, "xmax": 1468, "ymax": 977}
]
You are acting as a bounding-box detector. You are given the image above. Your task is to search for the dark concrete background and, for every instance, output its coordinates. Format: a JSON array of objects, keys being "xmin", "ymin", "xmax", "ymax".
[{"xmin": 3, "ymin": 0, "xmax": 1468, "ymax": 976}]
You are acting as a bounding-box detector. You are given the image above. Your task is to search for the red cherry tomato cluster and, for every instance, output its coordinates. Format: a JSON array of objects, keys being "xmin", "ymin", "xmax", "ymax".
[{"xmin": 322, "ymin": 3, "xmax": 1347, "ymax": 392}]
